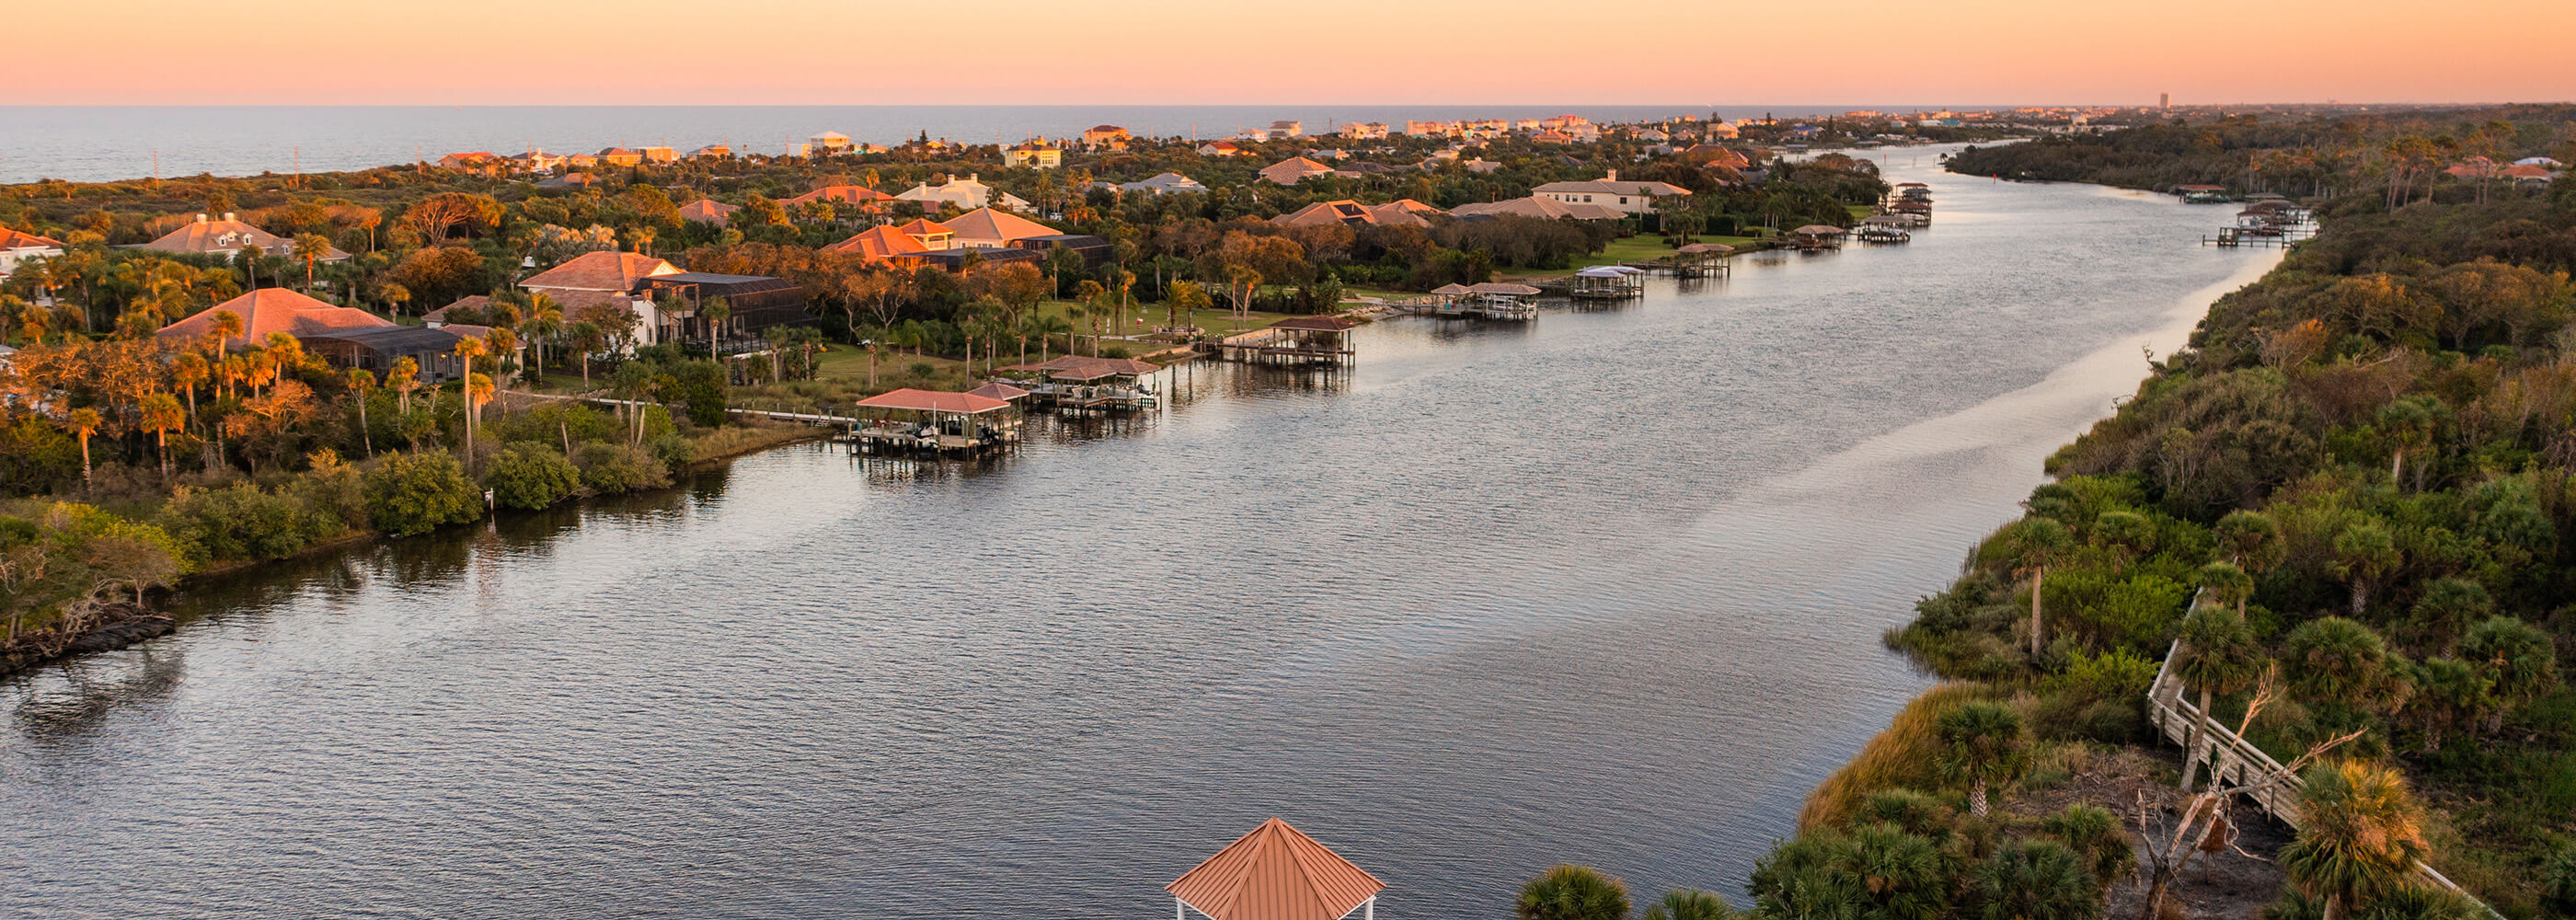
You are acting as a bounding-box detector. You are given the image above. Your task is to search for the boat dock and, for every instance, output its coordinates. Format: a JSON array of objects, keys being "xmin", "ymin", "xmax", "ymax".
[{"xmin": 1210, "ymin": 316, "xmax": 1360, "ymax": 366}]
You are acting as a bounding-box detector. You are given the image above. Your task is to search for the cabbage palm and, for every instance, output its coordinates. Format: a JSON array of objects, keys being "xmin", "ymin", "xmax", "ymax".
[
  {"xmin": 1972, "ymin": 840, "xmax": 2098, "ymax": 920},
  {"xmin": 1935, "ymin": 701, "xmax": 2027, "ymax": 818},
  {"xmin": 1517, "ymin": 865, "xmax": 1632, "ymax": 920},
  {"xmin": 2281, "ymin": 761, "xmax": 2429, "ymax": 920},
  {"xmin": 1999, "ymin": 517, "xmax": 2073, "ymax": 656},
  {"xmin": 1641, "ymin": 889, "xmax": 1734, "ymax": 920},
  {"xmin": 2175, "ymin": 604, "xmax": 2264, "ymax": 791}
]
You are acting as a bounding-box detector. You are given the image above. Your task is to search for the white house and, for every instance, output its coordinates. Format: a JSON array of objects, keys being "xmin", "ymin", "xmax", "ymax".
[
  {"xmin": 518, "ymin": 250, "xmax": 683, "ymax": 346},
  {"xmin": 809, "ymin": 132, "xmax": 854, "ymax": 155},
  {"xmin": 895, "ymin": 174, "xmax": 1032, "ymax": 212},
  {"xmin": 0, "ymin": 224, "xmax": 66, "ymax": 278},
  {"xmin": 1118, "ymin": 172, "xmax": 1208, "ymax": 195},
  {"xmin": 1529, "ymin": 170, "xmax": 1693, "ymax": 215}
]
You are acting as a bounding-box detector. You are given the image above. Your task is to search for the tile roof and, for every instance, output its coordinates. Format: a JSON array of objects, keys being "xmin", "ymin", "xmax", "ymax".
[
  {"xmin": 783, "ymin": 185, "xmax": 895, "ymax": 205},
  {"xmin": 1259, "ymin": 157, "xmax": 1338, "ymax": 185},
  {"xmin": 1449, "ymin": 197, "xmax": 1624, "ymax": 221},
  {"xmin": 520, "ymin": 250, "xmax": 681, "ymax": 292},
  {"xmin": 943, "ymin": 207, "xmax": 1060, "ymax": 243},
  {"xmin": 156, "ymin": 288, "xmax": 395, "ymax": 348},
  {"xmin": 855, "ymin": 388, "xmax": 1012, "ymax": 414},
  {"xmin": 1167, "ymin": 818, "xmax": 1384, "ymax": 920},
  {"xmin": 0, "ymin": 224, "xmax": 65, "ymax": 250},
  {"xmin": 1532, "ymin": 178, "xmax": 1693, "ymax": 196},
  {"xmin": 676, "ymin": 200, "xmax": 742, "ymax": 224},
  {"xmin": 822, "ymin": 225, "xmax": 932, "ymax": 262},
  {"xmin": 143, "ymin": 215, "xmax": 347, "ymax": 259}
]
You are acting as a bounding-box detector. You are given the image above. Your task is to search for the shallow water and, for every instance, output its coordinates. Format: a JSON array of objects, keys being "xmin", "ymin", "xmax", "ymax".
[{"xmin": 1, "ymin": 154, "xmax": 2277, "ymax": 918}]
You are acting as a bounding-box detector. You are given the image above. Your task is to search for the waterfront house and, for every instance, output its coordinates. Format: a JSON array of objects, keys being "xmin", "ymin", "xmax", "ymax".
[
  {"xmin": 1265, "ymin": 120, "xmax": 1304, "ymax": 139},
  {"xmin": 519, "ymin": 250, "xmax": 683, "ymax": 345},
  {"xmin": 1003, "ymin": 142, "xmax": 1064, "ymax": 169},
  {"xmin": 896, "ymin": 174, "xmax": 1032, "ymax": 212},
  {"xmin": 676, "ymin": 199, "xmax": 741, "ymax": 226},
  {"xmin": 1531, "ymin": 170, "xmax": 1691, "ymax": 215},
  {"xmin": 597, "ymin": 147, "xmax": 644, "ymax": 167},
  {"xmin": 639, "ymin": 145, "xmax": 678, "ymax": 164},
  {"xmin": 299, "ymin": 326, "xmax": 475, "ymax": 384},
  {"xmin": 1339, "ymin": 121, "xmax": 1389, "ymax": 140},
  {"xmin": 1403, "ymin": 120, "xmax": 1455, "ymax": 136},
  {"xmin": 0, "ymin": 224, "xmax": 66, "ymax": 277},
  {"xmin": 895, "ymin": 218, "xmax": 958, "ymax": 250},
  {"xmin": 1082, "ymin": 125, "xmax": 1131, "ymax": 150},
  {"xmin": 1259, "ymin": 156, "xmax": 1338, "ymax": 185},
  {"xmin": 156, "ymin": 288, "xmax": 394, "ymax": 350},
  {"xmin": 1118, "ymin": 172, "xmax": 1208, "ymax": 195},
  {"xmin": 943, "ymin": 207, "xmax": 1062, "ymax": 249},
  {"xmin": 1271, "ymin": 200, "xmax": 1438, "ymax": 229},
  {"xmin": 637, "ymin": 271, "xmax": 811, "ymax": 350},
  {"xmin": 509, "ymin": 150, "xmax": 566, "ymax": 174},
  {"xmin": 1167, "ymin": 818, "xmax": 1384, "ymax": 920},
  {"xmin": 822, "ymin": 225, "xmax": 932, "ymax": 266},
  {"xmin": 1197, "ymin": 141, "xmax": 1248, "ymax": 156},
  {"xmin": 1448, "ymin": 196, "xmax": 1624, "ymax": 221},
  {"xmin": 810, "ymin": 132, "xmax": 854, "ymax": 155},
  {"xmin": 141, "ymin": 213, "xmax": 350, "ymax": 262}
]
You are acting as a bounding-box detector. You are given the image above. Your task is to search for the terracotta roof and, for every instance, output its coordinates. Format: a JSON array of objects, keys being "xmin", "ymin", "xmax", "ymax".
[
  {"xmin": 1271, "ymin": 316, "xmax": 1360, "ymax": 331},
  {"xmin": 157, "ymin": 288, "xmax": 395, "ymax": 348},
  {"xmin": 783, "ymin": 185, "xmax": 894, "ymax": 205},
  {"xmin": 1167, "ymin": 818, "xmax": 1385, "ymax": 920},
  {"xmin": 1259, "ymin": 157, "xmax": 1338, "ymax": 185},
  {"xmin": 0, "ymin": 224, "xmax": 64, "ymax": 251},
  {"xmin": 1449, "ymin": 197, "xmax": 1623, "ymax": 221},
  {"xmin": 822, "ymin": 225, "xmax": 932, "ymax": 261},
  {"xmin": 521, "ymin": 250, "xmax": 680, "ymax": 292},
  {"xmin": 855, "ymin": 388, "xmax": 1012, "ymax": 414},
  {"xmin": 423, "ymin": 294, "xmax": 491, "ymax": 324},
  {"xmin": 676, "ymin": 200, "xmax": 742, "ymax": 224},
  {"xmin": 966, "ymin": 382, "xmax": 1031, "ymax": 400},
  {"xmin": 142, "ymin": 215, "xmax": 346, "ymax": 259},
  {"xmin": 1533, "ymin": 177, "xmax": 1693, "ymax": 197},
  {"xmin": 896, "ymin": 218, "xmax": 956, "ymax": 237},
  {"xmin": 943, "ymin": 207, "xmax": 1059, "ymax": 243}
]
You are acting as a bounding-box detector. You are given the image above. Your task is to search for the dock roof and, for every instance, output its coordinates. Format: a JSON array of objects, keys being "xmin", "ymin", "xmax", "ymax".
[
  {"xmin": 1167, "ymin": 818, "xmax": 1385, "ymax": 920},
  {"xmin": 856, "ymin": 388, "xmax": 1012, "ymax": 414},
  {"xmin": 1271, "ymin": 316, "xmax": 1361, "ymax": 332}
]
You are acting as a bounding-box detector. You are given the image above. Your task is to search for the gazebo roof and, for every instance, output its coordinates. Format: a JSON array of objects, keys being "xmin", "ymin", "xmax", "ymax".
[
  {"xmin": 1791, "ymin": 224, "xmax": 1848, "ymax": 236},
  {"xmin": 1430, "ymin": 282, "xmax": 1473, "ymax": 295},
  {"xmin": 966, "ymin": 382, "xmax": 1032, "ymax": 401},
  {"xmin": 1167, "ymin": 818, "xmax": 1386, "ymax": 920},
  {"xmin": 855, "ymin": 388, "xmax": 1011, "ymax": 414},
  {"xmin": 1675, "ymin": 242, "xmax": 1735, "ymax": 253},
  {"xmin": 1269, "ymin": 316, "xmax": 1360, "ymax": 332}
]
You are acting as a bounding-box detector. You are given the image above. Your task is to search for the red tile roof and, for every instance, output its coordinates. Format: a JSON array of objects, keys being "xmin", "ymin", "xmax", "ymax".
[
  {"xmin": 822, "ymin": 225, "xmax": 931, "ymax": 262},
  {"xmin": 896, "ymin": 218, "xmax": 956, "ymax": 237},
  {"xmin": 942, "ymin": 207, "xmax": 1059, "ymax": 243},
  {"xmin": 521, "ymin": 250, "xmax": 679, "ymax": 292},
  {"xmin": 0, "ymin": 224, "xmax": 64, "ymax": 250},
  {"xmin": 783, "ymin": 185, "xmax": 895, "ymax": 205},
  {"xmin": 156, "ymin": 288, "xmax": 395, "ymax": 348},
  {"xmin": 676, "ymin": 200, "xmax": 741, "ymax": 224},
  {"xmin": 1167, "ymin": 818, "xmax": 1385, "ymax": 920},
  {"xmin": 143, "ymin": 215, "xmax": 347, "ymax": 259},
  {"xmin": 855, "ymin": 388, "xmax": 1012, "ymax": 414}
]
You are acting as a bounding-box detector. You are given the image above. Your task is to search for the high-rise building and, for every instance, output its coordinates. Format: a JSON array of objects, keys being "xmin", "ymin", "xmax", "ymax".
[{"xmin": 2160, "ymin": 92, "xmax": 2170, "ymax": 109}]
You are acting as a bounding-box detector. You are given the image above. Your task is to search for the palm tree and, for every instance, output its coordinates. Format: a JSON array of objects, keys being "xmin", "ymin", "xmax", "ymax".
[
  {"xmin": 2283, "ymin": 617, "xmax": 2408, "ymax": 709},
  {"xmin": 66, "ymin": 408, "xmax": 101, "ymax": 486},
  {"xmin": 172, "ymin": 351, "xmax": 209, "ymax": 427},
  {"xmin": 2409, "ymin": 578, "xmax": 2492, "ymax": 653},
  {"xmin": 1999, "ymin": 517, "xmax": 2073, "ymax": 656},
  {"xmin": 454, "ymin": 334, "xmax": 488, "ymax": 380},
  {"xmin": 2213, "ymin": 510, "xmax": 2283, "ymax": 573},
  {"xmin": 347, "ymin": 367, "xmax": 377, "ymax": 457},
  {"xmin": 293, "ymin": 233, "xmax": 333, "ymax": 291},
  {"xmin": 526, "ymin": 293, "xmax": 563, "ymax": 382},
  {"xmin": 1935, "ymin": 700, "xmax": 2026, "ymax": 818},
  {"xmin": 2281, "ymin": 761, "xmax": 2429, "ymax": 920},
  {"xmin": 140, "ymin": 394, "xmax": 183, "ymax": 478},
  {"xmin": 463, "ymin": 372, "xmax": 494, "ymax": 465},
  {"xmin": 699, "ymin": 297, "xmax": 732, "ymax": 358},
  {"xmin": 485, "ymin": 328, "xmax": 518, "ymax": 385},
  {"xmin": 2174, "ymin": 604, "xmax": 2264, "ymax": 791},
  {"xmin": 1641, "ymin": 889, "xmax": 1733, "ymax": 920},
  {"xmin": 1516, "ymin": 865, "xmax": 1631, "ymax": 920},
  {"xmin": 2331, "ymin": 521, "xmax": 2400, "ymax": 615},
  {"xmin": 2456, "ymin": 615, "xmax": 2559, "ymax": 728},
  {"xmin": 1973, "ymin": 841, "xmax": 2099, "ymax": 920},
  {"xmin": 390, "ymin": 356, "xmax": 420, "ymax": 413},
  {"xmin": 2406, "ymin": 657, "xmax": 2493, "ymax": 752}
]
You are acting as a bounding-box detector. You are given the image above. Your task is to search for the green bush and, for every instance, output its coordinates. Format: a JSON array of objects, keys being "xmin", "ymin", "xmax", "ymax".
[
  {"xmin": 362, "ymin": 451, "xmax": 483, "ymax": 536},
  {"xmin": 574, "ymin": 443, "xmax": 670, "ymax": 494},
  {"xmin": 159, "ymin": 482, "xmax": 331, "ymax": 562},
  {"xmin": 2544, "ymin": 841, "xmax": 2576, "ymax": 915},
  {"xmin": 648, "ymin": 432, "xmax": 694, "ymax": 471},
  {"xmin": 0, "ymin": 415, "xmax": 83, "ymax": 498},
  {"xmin": 673, "ymin": 361, "xmax": 727, "ymax": 427},
  {"xmin": 484, "ymin": 443, "xmax": 581, "ymax": 511}
]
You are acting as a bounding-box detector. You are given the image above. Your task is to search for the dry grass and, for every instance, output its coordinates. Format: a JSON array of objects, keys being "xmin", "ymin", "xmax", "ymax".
[
  {"xmin": 684, "ymin": 420, "xmax": 822, "ymax": 464},
  {"xmin": 1800, "ymin": 682, "xmax": 1996, "ymax": 830}
]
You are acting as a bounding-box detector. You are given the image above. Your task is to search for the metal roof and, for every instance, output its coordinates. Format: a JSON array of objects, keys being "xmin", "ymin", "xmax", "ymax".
[
  {"xmin": 855, "ymin": 388, "xmax": 1012, "ymax": 414},
  {"xmin": 1167, "ymin": 819, "xmax": 1385, "ymax": 920}
]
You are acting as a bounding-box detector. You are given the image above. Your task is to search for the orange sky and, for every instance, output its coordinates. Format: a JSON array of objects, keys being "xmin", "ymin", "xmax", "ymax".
[{"xmin": 21, "ymin": 0, "xmax": 2575, "ymax": 105}]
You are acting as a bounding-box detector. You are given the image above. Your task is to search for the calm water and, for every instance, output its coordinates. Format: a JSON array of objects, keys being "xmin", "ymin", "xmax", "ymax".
[
  {"xmin": 1, "ymin": 155, "xmax": 2277, "ymax": 918},
  {"xmin": 0, "ymin": 104, "xmax": 1937, "ymax": 184}
]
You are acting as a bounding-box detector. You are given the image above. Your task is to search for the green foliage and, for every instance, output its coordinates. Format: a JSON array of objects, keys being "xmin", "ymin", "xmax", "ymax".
[
  {"xmin": 673, "ymin": 360, "xmax": 727, "ymax": 427},
  {"xmin": 1852, "ymin": 788, "xmax": 1953, "ymax": 839},
  {"xmin": 1516, "ymin": 865, "xmax": 1632, "ymax": 920},
  {"xmin": 1934, "ymin": 701, "xmax": 2028, "ymax": 816},
  {"xmin": 573, "ymin": 443, "xmax": 671, "ymax": 494},
  {"xmin": 0, "ymin": 415, "xmax": 83, "ymax": 498},
  {"xmin": 2039, "ymin": 804, "xmax": 2133, "ymax": 889},
  {"xmin": 484, "ymin": 443, "xmax": 582, "ymax": 512},
  {"xmin": 1748, "ymin": 823, "xmax": 1950, "ymax": 920},
  {"xmin": 2283, "ymin": 617, "xmax": 2410, "ymax": 708},
  {"xmin": 1639, "ymin": 889, "xmax": 1734, "ymax": 920},
  {"xmin": 159, "ymin": 482, "xmax": 337, "ymax": 562},
  {"xmin": 2542, "ymin": 841, "xmax": 2576, "ymax": 915},
  {"xmin": 1970, "ymin": 840, "xmax": 2099, "ymax": 920},
  {"xmin": 2456, "ymin": 616, "xmax": 2559, "ymax": 711},
  {"xmin": 361, "ymin": 451, "xmax": 482, "ymax": 537}
]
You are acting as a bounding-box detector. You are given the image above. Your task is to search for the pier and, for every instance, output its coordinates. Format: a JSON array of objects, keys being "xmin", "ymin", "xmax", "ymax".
[{"xmin": 1212, "ymin": 316, "xmax": 1360, "ymax": 365}]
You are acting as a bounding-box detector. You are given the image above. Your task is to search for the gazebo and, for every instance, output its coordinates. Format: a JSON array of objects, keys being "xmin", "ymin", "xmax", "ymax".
[
  {"xmin": 1789, "ymin": 224, "xmax": 1848, "ymax": 249},
  {"xmin": 1570, "ymin": 265, "xmax": 1644, "ymax": 300},
  {"xmin": 1167, "ymin": 818, "xmax": 1386, "ymax": 920},
  {"xmin": 1428, "ymin": 282, "xmax": 1476, "ymax": 316},
  {"xmin": 849, "ymin": 387, "xmax": 1017, "ymax": 454},
  {"xmin": 1674, "ymin": 242, "xmax": 1734, "ymax": 276}
]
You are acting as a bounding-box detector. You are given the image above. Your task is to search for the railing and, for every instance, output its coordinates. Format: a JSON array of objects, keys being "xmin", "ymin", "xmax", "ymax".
[{"xmin": 2147, "ymin": 637, "xmax": 2500, "ymax": 917}]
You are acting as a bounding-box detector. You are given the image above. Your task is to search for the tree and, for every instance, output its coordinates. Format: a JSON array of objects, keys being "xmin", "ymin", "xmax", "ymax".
[
  {"xmin": 485, "ymin": 444, "xmax": 581, "ymax": 511},
  {"xmin": 2283, "ymin": 617, "xmax": 2409, "ymax": 711},
  {"xmin": 2214, "ymin": 510, "xmax": 2284, "ymax": 573},
  {"xmin": 2405, "ymin": 657, "xmax": 2493, "ymax": 752},
  {"xmin": 2455, "ymin": 616, "xmax": 2559, "ymax": 727},
  {"xmin": 65, "ymin": 408, "xmax": 100, "ymax": 487},
  {"xmin": 2280, "ymin": 762, "xmax": 2429, "ymax": 920},
  {"xmin": 293, "ymin": 233, "xmax": 333, "ymax": 291},
  {"xmin": 1640, "ymin": 889, "xmax": 1733, "ymax": 920},
  {"xmin": 2330, "ymin": 521, "xmax": 2400, "ymax": 615},
  {"xmin": 1935, "ymin": 700, "xmax": 2026, "ymax": 818},
  {"xmin": 2408, "ymin": 578, "xmax": 2491, "ymax": 652},
  {"xmin": 463, "ymin": 372, "xmax": 494, "ymax": 465},
  {"xmin": 361, "ymin": 450, "xmax": 482, "ymax": 536},
  {"xmin": 1516, "ymin": 865, "xmax": 1631, "ymax": 920},
  {"xmin": 2174, "ymin": 604, "xmax": 2263, "ymax": 791},
  {"xmin": 1999, "ymin": 517, "xmax": 2074, "ymax": 656},
  {"xmin": 2376, "ymin": 397, "xmax": 2441, "ymax": 490},
  {"xmin": 1168, "ymin": 279, "xmax": 1213, "ymax": 331},
  {"xmin": 345, "ymin": 368, "xmax": 376, "ymax": 457},
  {"xmin": 699, "ymin": 297, "xmax": 732, "ymax": 358},
  {"xmin": 2092, "ymin": 510, "xmax": 2157, "ymax": 570},
  {"xmin": 454, "ymin": 333, "xmax": 489, "ymax": 380},
  {"xmin": 389, "ymin": 356, "xmax": 421, "ymax": 413},
  {"xmin": 1972, "ymin": 841, "xmax": 2099, "ymax": 920}
]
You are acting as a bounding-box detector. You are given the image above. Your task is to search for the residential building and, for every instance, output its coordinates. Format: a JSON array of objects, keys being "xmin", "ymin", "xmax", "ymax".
[
  {"xmin": 895, "ymin": 174, "xmax": 1031, "ymax": 212},
  {"xmin": 1003, "ymin": 142, "xmax": 1064, "ymax": 169},
  {"xmin": 1339, "ymin": 121, "xmax": 1389, "ymax": 140},
  {"xmin": 1081, "ymin": 125, "xmax": 1131, "ymax": 150},
  {"xmin": 1706, "ymin": 121, "xmax": 1741, "ymax": 139},
  {"xmin": 637, "ymin": 271, "xmax": 811, "ymax": 348},
  {"xmin": 1266, "ymin": 120, "xmax": 1303, "ymax": 139},
  {"xmin": 1117, "ymin": 172, "xmax": 1208, "ymax": 195},
  {"xmin": 942, "ymin": 207, "xmax": 1061, "ymax": 248},
  {"xmin": 822, "ymin": 225, "xmax": 932, "ymax": 266},
  {"xmin": 894, "ymin": 218, "xmax": 957, "ymax": 250},
  {"xmin": 597, "ymin": 147, "xmax": 644, "ymax": 167},
  {"xmin": 436, "ymin": 152, "xmax": 505, "ymax": 176},
  {"xmin": 640, "ymin": 145, "xmax": 678, "ymax": 164},
  {"xmin": 518, "ymin": 250, "xmax": 684, "ymax": 346},
  {"xmin": 1258, "ymin": 156, "xmax": 1337, "ymax": 185},
  {"xmin": 690, "ymin": 144, "xmax": 733, "ymax": 160},
  {"xmin": 1449, "ymin": 196, "xmax": 1625, "ymax": 221},
  {"xmin": 156, "ymin": 288, "xmax": 395, "ymax": 350},
  {"xmin": 1403, "ymin": 120, "xmax": 1455, "ymax": 136},
  {"xmin": 1271, "ymin": 199, "xmax": 1440, "ymax": 229},
  {"xmin": 675, "ymin": 200, "xmax": 741, "ymax": 226},
  {"xmin": 810, "ymin": 132, "xmax": 854, "ymax": 155},
  {"xmin": 0, "ymin": 224, "xmax": 66, "ymax": 277},
  {"xmin": 1531, "ymin": 170, "xmax": 1691, "ymax": 214},
  {"xmin": 141, "ymin": 213, "xmax": 350, "ymax": 262},
  {"xmin": 1196, "ymin": 141, "xmax": 1248, "ymax": 156}
]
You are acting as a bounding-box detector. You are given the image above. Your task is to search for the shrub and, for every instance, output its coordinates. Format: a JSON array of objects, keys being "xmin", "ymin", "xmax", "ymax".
[
  {"xmin": 362, "ymin": 451, "xmax": 482, "ymax": 536},
  {"xmin": 673, "ymin": 361, "xmax": 727, "ymax": 427},
  {"xmin": 574, "ymin": 442, "xmax": 670, "ymax": 494},
  {"xmin": 2544, "ymin": 842, "xmax": 2576, "ymax": 915},
  {"xmin": 286, "ymin": 451, "xmax": 368, "ymax": 533},
  {"xmin": 648, "ymin": 432, "xmax": 694, "ymax": 470},
  {"xmin": 0, "ymin": 415, "xmax": 82, "ymax": 498},
  {"xmin": 159, "ymin": 482, "xmax": 329, "ymax": 562},
  {"xmin": 484, "ymin": 443, "xmax": 581, "ymax": 511}
]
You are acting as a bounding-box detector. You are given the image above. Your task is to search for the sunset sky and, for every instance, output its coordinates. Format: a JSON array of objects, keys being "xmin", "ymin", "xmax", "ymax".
[{"xmin": 21, "ymin": 0, "xmax": 2574, "ymax": 106}]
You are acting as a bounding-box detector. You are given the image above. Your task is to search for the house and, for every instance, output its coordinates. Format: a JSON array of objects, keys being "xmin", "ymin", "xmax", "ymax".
[
  {"xmin": 1706, "ymin": 121, "xmax": 1741, "ymax": 139},
  {"xmin": 510, "ymin": 150, "xmax": 566, "ymax": 174},
  {"xmin": 809, "ymin": 132, "xmax": 854, "ymax": 155},
  {"xmin": 535, "ymin": 173, "xmax": 603, "ymax": 190},
  {"xmin": 436, "ymin": 152, "xmax": 505, "ymax": 176},
  {"xmin": 690, "ymin": 144, "xmax": 733, "ymax": 160},
  {"xmin": 637, "ymin": 271, "xmax": 811, "ymax": 349},
  {"xmin": 1449, "ymin": 196, "xmax": 1626, "ymax": 221},
  {"xmin": 518, "ymin": 250, "xmax": 684, "ymax": 345},
  {"xmin": 1003, "ymin": 142, "xmax": 1064, "ymax": 169},
  {"xmin": 1118, "ymin": 172, "xmax": 1208, "ymax": 195},
  {"xmin": 1167, "ymin": 818, "xmax": 1384, "ymax": 920},
  {"xmin": 675, "ymin": 200, "xmax": 741, "ymax": 226},
  {"xmin": 156, "ymin": 288, "xmax": 395, "ymax": 350},
  {"xmin": 1266, "ymin": 120, "xmax": 1303, "ymax": 139},
  {"xmin": 1259, "ymin": 156, "xmax": 1338, "ymax": 185},
  {"xmin": 822, "ymin": 225, "xmax": 933, "ymax": 266},
  {"xmin": 597, "ymin": 147, "xmax": 644, "ymax": 167},
  {"xmin": 564, "ymin": 153, "xmax": 600, "ymax": 169},
  {"xmin": 1339, "ymin": 121, "xmax": 1389, "ymax": 140},
  {"xmin": 1081, "ymin": 124, "xmax": 1131, "ymax": 150},
  {"xmin": 0, "ymin": 224, "xmax": 66, "ymax": 277},
  {"xmin": 300, "ymin": 326, "xmax": 477, "ymax": 384},
  {"xmin": 1403, "ymin": 120, "xmax": 1455, "ymax": 136},
  {"xmin": 640, "ymin": 145, "xmax": 678, "ymax": 164},
  {"xmin": 942, "ymin": 207, "xmax": 1062, "ymax": 248},
  {"xmin": 896, "ymin": 174, "xmax": 1031, "ymax": 211},
  {"xmin": 1197, "ymin": 141, "xmax": 1248, "ymax": 156},
  {"xmin": 1681, "ymin": 144, "xmax": 1751, "ymax": 169},
  {"xmin": 1532, "ymin": 170, "xmax": 1693, "ymax": 214},
  {"xmin": 782, "ymin": 185, "xmax": 896, "ymax": 209},
  {"xmin": 894, "ymin": 218, "xmax": 957, "ymax": 250},
  {"xmin": 1271, "ymin": 200, "xmax": 1438, "ymax": 229},
  {"xmin": 1008, "ymin": 234, "xmax": 1115, "ymax": 268},
  {"xmin": 141, "ymin": 213, "xmax": 350, "ymax": 262}
]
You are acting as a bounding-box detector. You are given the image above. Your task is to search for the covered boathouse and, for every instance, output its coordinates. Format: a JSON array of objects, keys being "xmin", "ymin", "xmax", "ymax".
[
  {"xmin": 847, "ymin": 387, "xmax": 1019, "ymax": 456},
  {"xmin": 1166, "ymin": 818, "xmax": 1385, "ymax": 920}
]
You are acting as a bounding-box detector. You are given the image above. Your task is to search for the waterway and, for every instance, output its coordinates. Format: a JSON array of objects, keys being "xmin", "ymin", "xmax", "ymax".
[{"xmin": 1, "ymin": 154, "xmax": 2278, "ymax": 918}]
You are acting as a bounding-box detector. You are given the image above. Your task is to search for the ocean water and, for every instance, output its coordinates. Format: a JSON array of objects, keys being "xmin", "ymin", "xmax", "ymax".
[{"xmin": 0, "ymin": 104, "xmax": 1938, "ymax": 184}]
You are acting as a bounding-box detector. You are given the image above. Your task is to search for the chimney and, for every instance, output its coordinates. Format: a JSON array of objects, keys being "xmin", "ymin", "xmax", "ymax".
[
  {"xmin": 1605, "ymin": 168, "xmax": 1619, "ymax": 181},
  {"xmin": 222, "ymin": 212, "xmax": 235, "ymax": 223},
  {"xmin": 196, "ymin": 213, "xmax": 209, "ymax": 223}
]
